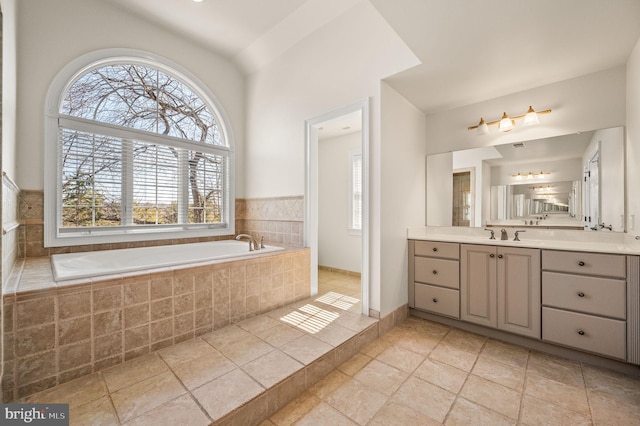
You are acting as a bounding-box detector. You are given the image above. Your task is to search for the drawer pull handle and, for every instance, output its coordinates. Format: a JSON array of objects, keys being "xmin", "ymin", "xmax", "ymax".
[
  {"xmin": 498, "ymin": 254, "xmax": 503, "ymax": 259},
  {"xmin": 432, "ymin": 270, "xmax": 438, "ymax": 275},
  {"xmin": 577, "ymin": 292, "xmax": 585, "ymax": 298},
  {"xmin": 577, "ymin": 330, "xmax": 585, "ymax": 336},
  {"xmin": 489, "ymin": 253, "xmax": 495, "ymax": 258},
  {"xmin": 433, "ymin": 247, "xmax": 438, "ymax": 252},
  {"xmin": 432, "ymin": 298, "xmax": 438, "ymax": 303},
  {"xmin": 578, "ymin": 261, "xmax": 585, "ymax": 266}
]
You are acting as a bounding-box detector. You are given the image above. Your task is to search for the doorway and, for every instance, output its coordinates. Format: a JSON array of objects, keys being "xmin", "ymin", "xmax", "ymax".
[
  {"xmin": 452, "ymin": 168, "xmax": 474, "ymax": 227},
  {"xmin": 305, "ymin": 99, "xmax": 370, "ymax": 316}
]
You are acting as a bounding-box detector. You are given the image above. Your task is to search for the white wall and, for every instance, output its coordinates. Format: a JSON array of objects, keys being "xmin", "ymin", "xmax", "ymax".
[
  {"xmin": 15, "ymin": 0, "xmax": 245, "ymax": 194},
  {"xmin": 425, "ymin": 67, "xmax": 626, "ymax": 155},
  {"xmin": 452, "ymin": 147, "xmax": 502, "ymax": 227},
  {"xmin": 245, "ymin": 1, "xmax": 420, "ymax": 314},
  {"xmin": 318, "ymin": 132, "xmax": 361, "ymax": 273},
  {"xmin": 1, "ymin": 0, "xmax": 16, "ymax": 181},
  {"xmin": 490, "ymin": 158, "xmax": 582, "ymax": 186},
  {"xmin": 627, "ymin": 37, "xmax": 640, "ymax": 234},
  {"xmin": 582, "ymin": 128, "xmax": 625, "ymax": 231},
  {"xmin": 380, "ymin": 82, "xmax": 426, "ymax": 316},
  {"xmin": 426, "ymin": 152, "xmax": 453, "ymax": 226},
  {"xmin": 593, "ymin": 127, "xmax": 625, "ymax": 231}
]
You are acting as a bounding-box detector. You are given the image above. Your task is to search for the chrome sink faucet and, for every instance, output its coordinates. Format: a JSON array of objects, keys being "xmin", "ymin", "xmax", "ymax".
[
  {"xmin": 500, "ymin": 228, "xmax": 508, "ymax": 240},
  {"xmin": 235, "ymin": 233, "xmax": 259, "ymax": 251}
]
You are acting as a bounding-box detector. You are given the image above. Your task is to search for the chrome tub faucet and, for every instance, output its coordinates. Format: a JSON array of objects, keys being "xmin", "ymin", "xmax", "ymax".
[{"xmin": 235, "ymin": 233, "xmax": 259, "ymax": 251}]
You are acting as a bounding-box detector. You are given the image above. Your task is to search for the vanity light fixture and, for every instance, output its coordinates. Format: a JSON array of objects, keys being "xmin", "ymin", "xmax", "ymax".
[
  {"xmin": 530, "ymin": 185, "xmax": 554, "ymax": 190},
  {"xmin": 512, "ymin": 171, "xmax": 551, "ymax": 179},
  {"xmin": 477, "ymin": 118, "xmax": 489, "ymax": 135},
  {"xmin": 468, "ymin": 106, "xmax": 551, "ymax": 135},
  {"xmin": 498, "ymin": 112, "xmax": 514, "ymax": 132}
]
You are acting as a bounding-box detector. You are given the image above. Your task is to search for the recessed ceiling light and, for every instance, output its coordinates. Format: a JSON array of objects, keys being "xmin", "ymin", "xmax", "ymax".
[{"xmin": 193, "ymin": 0, "xmax": 205, "ymax": 3}]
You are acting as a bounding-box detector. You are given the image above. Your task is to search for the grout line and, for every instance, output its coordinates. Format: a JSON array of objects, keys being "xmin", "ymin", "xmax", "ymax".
[
  {"xmin": 99, "ymin": 370, "xmax": 123, "ymax": 425},
  {"xmin": 517, "ymin": 346, "xmax": 532, "ymax": 424},
  {"xmin": 581, "ymin": 362, "xmax": 596, "ymax": 424},
  {"xmin": 155, "ymin": 352, "xmax": 214, "ymax": 424},
  {"xmin": 440, "ymin": 335, "xmax": 485, "ymax": 424}
]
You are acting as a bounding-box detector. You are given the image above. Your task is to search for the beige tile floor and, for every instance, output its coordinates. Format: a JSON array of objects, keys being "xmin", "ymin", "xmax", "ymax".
[
  {"xmin": 19, "ymin": 270, "xmax": 640, "ymax": 425},
  {"xmin": 19, "ymin": 273, "xmax": 371, "ymax": 425},
  {"xmin": 318, "ymin": 268, "xmax": 361, "ymax": 300},
  {"xmin": 266, "ymin": 316, "xmax": 640, "ymax": 425}
]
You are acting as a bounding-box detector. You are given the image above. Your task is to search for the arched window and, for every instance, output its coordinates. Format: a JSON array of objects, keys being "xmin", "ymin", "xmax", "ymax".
[{"xmin": 45, "ymin": 52, "xmax": 234, "ymax": 246}]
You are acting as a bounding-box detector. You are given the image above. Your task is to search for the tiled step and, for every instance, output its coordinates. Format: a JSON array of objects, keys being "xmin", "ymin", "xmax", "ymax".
[{"xmin": 21, "ymin": 292, "xmax": 378, "ymax": 425}]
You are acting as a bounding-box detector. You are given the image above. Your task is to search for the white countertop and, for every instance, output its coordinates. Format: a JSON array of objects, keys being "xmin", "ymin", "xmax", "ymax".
[{"xmin": 407, "ymin": 226, "xmax": 640, "ymax": 255}]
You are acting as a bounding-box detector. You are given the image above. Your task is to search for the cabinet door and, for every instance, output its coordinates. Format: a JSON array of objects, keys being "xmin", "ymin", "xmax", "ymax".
[
  {"xmin": 460, "ymin": 244, "xmax": 497, "ymax": 327},
  {"xmin": 497, "ymin": 247, "xmax": 541, "ymax": 338}
]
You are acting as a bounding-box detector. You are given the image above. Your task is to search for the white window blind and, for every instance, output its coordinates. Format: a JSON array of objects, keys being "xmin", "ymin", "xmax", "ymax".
[{"xmin": 58, "ymin": 118, "xmax": 228, "ymax": 234}]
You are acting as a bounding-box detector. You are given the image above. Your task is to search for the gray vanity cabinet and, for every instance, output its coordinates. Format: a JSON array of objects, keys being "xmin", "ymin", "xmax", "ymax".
[
  {"xmin": 460, "ymin": 244, "xmax": 541, "ymax": 338},
  {"xmin": 409, "ymin": 238, "xmax": 640, "ymax": 365},
  {"xmin": 409, "ymin": 240, "xmax": 460, "ymax": 318},
  {"xmin": 541, "ymin": 250, "xmax": 628, "ymax": 360}
]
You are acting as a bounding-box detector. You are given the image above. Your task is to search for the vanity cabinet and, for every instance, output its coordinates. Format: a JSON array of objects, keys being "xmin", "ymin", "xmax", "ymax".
[
  {"xmin": 460, "ymin": 244, "xmax": 541, "ymax": 338},
  {"xmin": 408, "ymin": 236, "xmax": 640, "ymax": 366},
  {"xmin": 541, "ymin": 250, "xmax": 627, "ymax": 360},
  {"xmin": 409, "ymin": 240, "xmax": 460, "ymax": 318}
]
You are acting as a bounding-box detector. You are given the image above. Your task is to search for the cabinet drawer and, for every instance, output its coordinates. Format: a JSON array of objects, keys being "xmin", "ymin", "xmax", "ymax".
[
  {"xmin": 415, "ymin": 283, "xmax": 460, "ymax": 318},
  {"xmin": 415, "ymin": 257, "xmax": 459, "ymax": 289},
  {"xmin": 542, "ymin": 272, "xmax": 626, "ymax": 319},
  {"xmin": 415, "ymin": 241, "xmax": 459, "ymax": 260},
  {"xmin": 542, "ymin": 307, "xmax": 626, "ymax": 360},
  {"xmin": 542, "ymin": 250, "xmax": 626, "ymax": 278}
]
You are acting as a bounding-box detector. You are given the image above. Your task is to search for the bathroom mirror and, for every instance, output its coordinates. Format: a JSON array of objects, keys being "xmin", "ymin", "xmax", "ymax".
[{"xmin": 426, "ymin": 126, "xmax": 625, "ymax": 231}]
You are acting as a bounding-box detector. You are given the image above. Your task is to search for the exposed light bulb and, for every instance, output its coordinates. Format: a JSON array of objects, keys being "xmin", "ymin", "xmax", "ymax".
[
  {"xmin": 498, "ymin": 112, "xmax": 514, "ymax": 132},
  {"xmin": 523, "ymin": 105, "xmax": 540, "ymax": 126}
]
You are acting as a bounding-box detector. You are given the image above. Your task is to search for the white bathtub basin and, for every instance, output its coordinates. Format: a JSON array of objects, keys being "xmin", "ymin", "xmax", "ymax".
[{"xmin": 51, "ymin": 240, "xmax": 284, "ymax": 281}]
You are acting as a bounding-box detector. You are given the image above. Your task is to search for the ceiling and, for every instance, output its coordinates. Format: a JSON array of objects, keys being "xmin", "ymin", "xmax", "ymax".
[
  {"xmin": 316, "ymin": 110, "xmax": 362, "ymax": 141},
  {"xmin": 104, "ymin": 0, "xmax": 640, "ymax": 115},
  {"xmin": 485, "ymin": 132, "xmax": 594, "ymax": 166}
]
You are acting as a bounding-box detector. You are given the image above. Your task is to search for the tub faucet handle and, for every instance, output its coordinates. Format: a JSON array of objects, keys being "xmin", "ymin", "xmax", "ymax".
[{"xmin": 235, "ymin": 233, "xmax": 257, "ymax": 251}]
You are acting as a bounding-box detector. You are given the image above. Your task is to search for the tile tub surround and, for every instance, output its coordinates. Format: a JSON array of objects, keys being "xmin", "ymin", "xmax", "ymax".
[
  {"xmin": 236, "ymin": 196, "xmax": 305, "ymax": 248},
  {"xmin": 1, "ymin": 248, "xmax": 311, "ymax": 402},
  {"xmin": 16, "ymin": 290, "xmax": 389, "ymax": 425},
  {"xmin": 16, "ymin": 192, "xmax": 304, "ymax": 258}
]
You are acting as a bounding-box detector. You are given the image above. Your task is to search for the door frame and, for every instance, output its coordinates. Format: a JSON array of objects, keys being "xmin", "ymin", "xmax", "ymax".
[{"xmin": 304, "ymin": 99, "xmax": 370, "ymax": 315}]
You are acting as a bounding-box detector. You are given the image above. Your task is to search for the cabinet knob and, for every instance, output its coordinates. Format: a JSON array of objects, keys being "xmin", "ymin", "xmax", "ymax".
[
  {"xmin": 432, "ymin": 298, "xmax": 438, "ymax": 303},
  {"xmin": 432, "ymin": 270, "xmax": 438, "ymax": 275},
  {"xmin": 578, "ymin": 261, "xmax": 585, "ymax": 266},
  {"xmin": 577, "ymin": 330, "xmax": 585, "ymax": 336},
  {"xmin": 498, "ymin": 254, "xmax": 503, "ymax": 259},
  {"xmin": 489, "ymin": 253, "xmax": 495, "ymax": 258},
  {"xmin": 577, "ymin": 292, "xmax": 585, "ymax": 298},
  {"xmin": 432, "ymin": 247, "xmax": 438, "ymax": 252}
]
